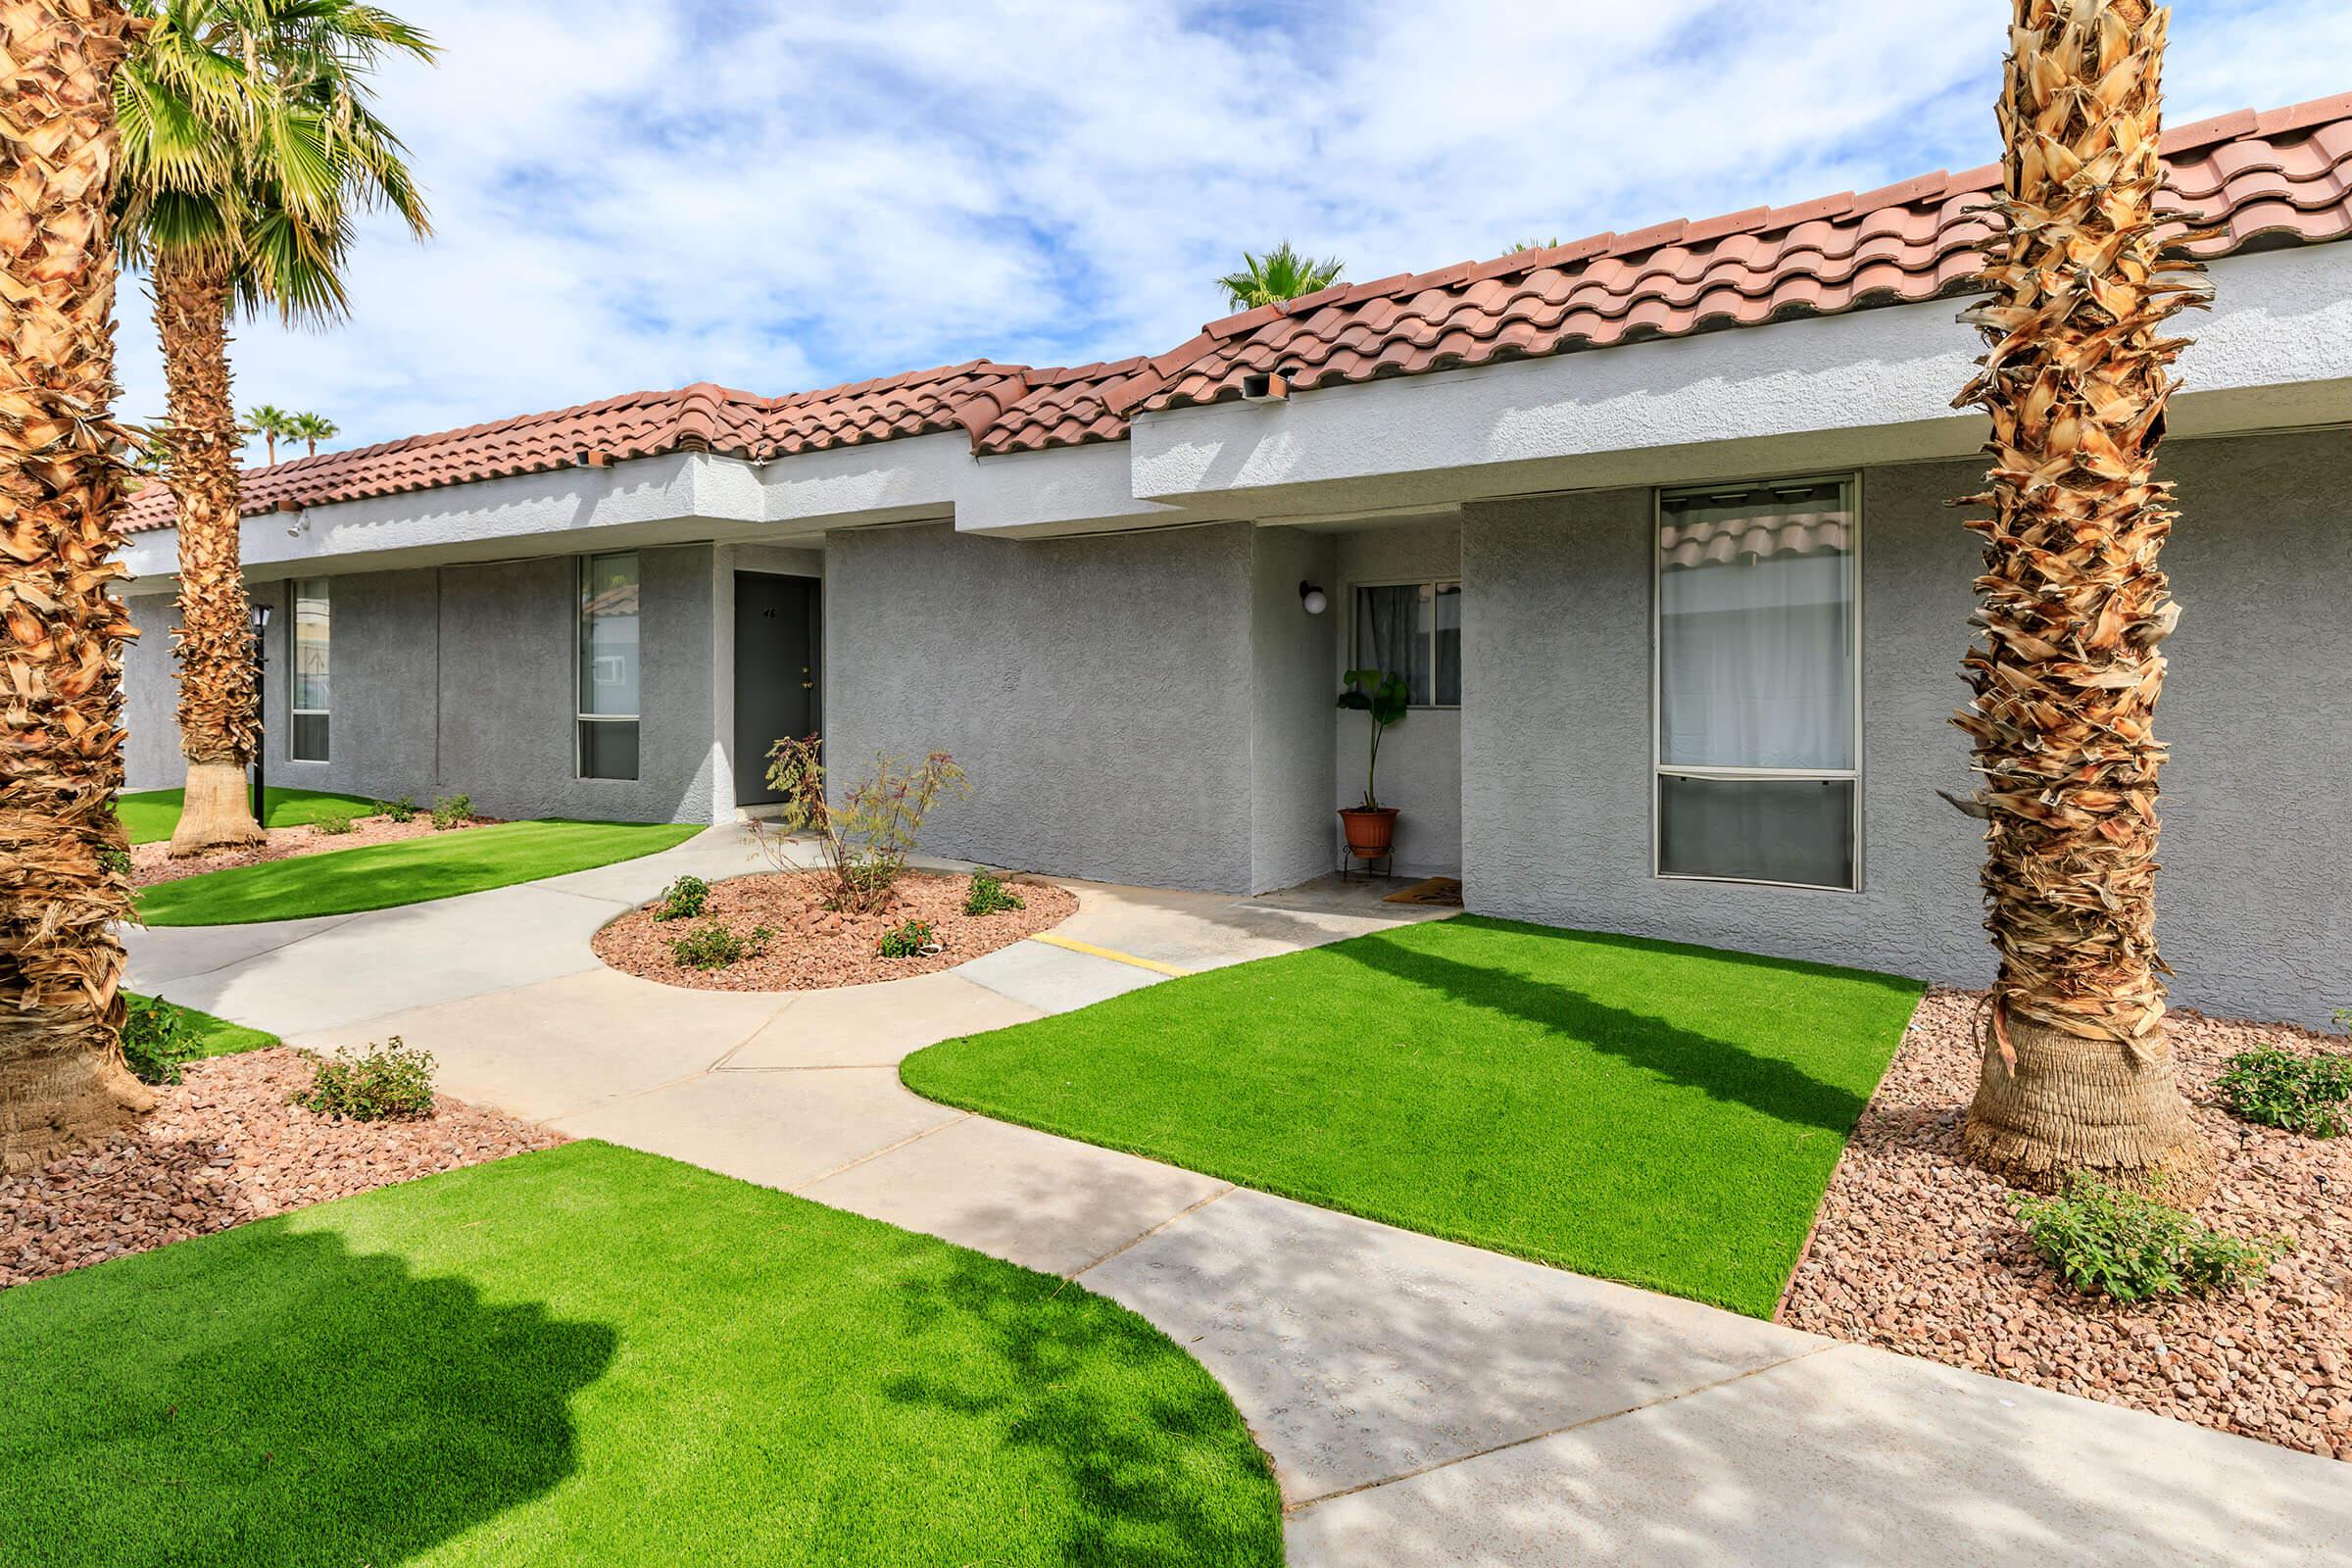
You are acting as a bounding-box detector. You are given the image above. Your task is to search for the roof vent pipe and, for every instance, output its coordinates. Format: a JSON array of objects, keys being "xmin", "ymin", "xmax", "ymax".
[{"xmin": 1239, "ymin": 369, "xmax": 1293, "ymax": 404}]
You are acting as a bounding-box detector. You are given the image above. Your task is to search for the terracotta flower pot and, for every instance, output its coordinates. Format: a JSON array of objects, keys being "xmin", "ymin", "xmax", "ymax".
[{"xmin": 1339, "ymin": 806, "xmax": 1398, "ymax": 858}]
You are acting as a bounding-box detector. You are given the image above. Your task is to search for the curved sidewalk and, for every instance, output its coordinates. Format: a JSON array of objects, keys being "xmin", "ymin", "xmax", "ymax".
[{"xmin": 125, "ymin": 827, "xmax": 2352, "ymax": 1566}]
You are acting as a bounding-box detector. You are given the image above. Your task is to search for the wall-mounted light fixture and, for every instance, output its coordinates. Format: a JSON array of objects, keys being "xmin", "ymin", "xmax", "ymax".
[
  {"xmin": 1298, "ymin": 581, "xmax": 1328, "ymax": 614},
  {"xmin": 276, "ymin": 497, "xmax": 308, "ymax": 537},
  {"xmin": 1241, "ymin": 368, "xmax": 1294, "ymax": 404}
]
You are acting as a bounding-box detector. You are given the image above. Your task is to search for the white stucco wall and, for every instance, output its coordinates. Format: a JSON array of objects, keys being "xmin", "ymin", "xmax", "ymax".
[{"xmin": 1331, "ymin": 516, "xmax": 1463, "ymax": 878}]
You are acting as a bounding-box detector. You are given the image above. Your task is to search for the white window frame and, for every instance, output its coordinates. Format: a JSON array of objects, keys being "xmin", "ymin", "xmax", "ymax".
[
  {"xmin": 287, "ymin": 576, "xmax": 329, "ymax": 763},
  {"xmin": 576, "ymin": 552, "xmax": 640, "ymax": 780},
  {"xmin": 1348, "ymin": 577, "xmax": 1463, "ymax": 710},
  {"xmin": 1650, "ymin": 471, "xmax": 1864, "ymax": 893}
]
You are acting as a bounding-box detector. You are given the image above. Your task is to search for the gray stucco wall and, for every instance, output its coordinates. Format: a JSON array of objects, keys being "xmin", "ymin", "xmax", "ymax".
[
  {"xmin": 1250, "ymin": 527, "xmax": 1338, "ymax": 893},
  {"xmin": 824, "ymin": 521, "xmax": 1259, "ymax": 891},
  {"xmin": 1333, "ymin": 517, "xmax": 1463, "ymax": 877},
  {"xmin": 122, "ymin": 544, "xmax": 719, "ymax": 824},
  {"xmin": 1461, "ymin": 429, "xmax": 2352, "ymax": 1026}
]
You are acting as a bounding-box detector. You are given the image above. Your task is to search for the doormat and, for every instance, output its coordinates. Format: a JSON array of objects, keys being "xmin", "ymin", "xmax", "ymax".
[{"xmin": 1384, "ymin": 875, "xmax": 1463, "ymax": 907}]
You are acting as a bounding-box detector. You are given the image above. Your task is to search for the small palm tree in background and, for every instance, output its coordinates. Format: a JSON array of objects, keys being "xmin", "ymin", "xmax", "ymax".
[
  {"xmin": 287, "ymin": 410, "xmax": 338, "ymax": 457},
  {"xmin": 0, "ymin": 0, "xmax": 154, "ymax": 1170},
  {"xmin": 1507, "ymin": 236, "xmax": 1562, "ymax": 255},
  {"xmin": 1217, "ymin": 242, "xmax": 1344, "ymax": 312},
  {"xmin": 243, "ymin": 402, "xmax": 291, "ymax": 464},
  {"xmin": 117, "ymin": 0, "xmax": 436, "ymax": 855}
]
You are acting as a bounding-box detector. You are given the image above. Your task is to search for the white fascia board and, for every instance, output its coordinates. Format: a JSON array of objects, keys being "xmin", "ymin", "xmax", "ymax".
[
  {"xmin": 956, "ymin": 439, "xmax": 1184, "ymax": 537},
  {"xmin": 748, "ymin": 429, "xmax": 964, "ymax": 529},
  {"xmin": 1127, "ymin": 243, "xmax": 2352, "ymax": 509}
]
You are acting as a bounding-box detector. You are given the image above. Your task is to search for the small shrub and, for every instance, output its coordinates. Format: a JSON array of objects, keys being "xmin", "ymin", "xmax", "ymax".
[
  {"xmin": 653, "ymin": 875, "xmax": 710, "ymax": 922},
  {"xmin": 430, "ymin": 794, "xmax": 471, "ymax": 830},
  {"xmin": 754, "ymin": 736, "xmax": 970, "ymax": 913},
  {"xmin": 669, "ymin": 921, "xmax": 774, "ymax": 971},
  {"xmin": 120, "ymin": 994, "xmax": 200, "ymax": 1086},
  {"xmin": 98, "ymin": 847, "xmax": 132, "ymax": 877},
  {"xmin": 297, "ymin": 1037, "xmax": 436, "ymax": 1120},
  {"xmin": 962, "ymin": 869, "xmax": 1024, "ymax": 916},
  {"xmin": 2216, "ymin": 1045, "xmax": 2352, "ymax": 1138},
  {"xmin": 313, "ymin": 806, "xmax": 363, "ymax": 836},
  {"xmin": 377, "ymin": 795, "xmax": 418, "ymax": 824},
  {"xmin": 2010, "ymin": 1177, "xmax": 2272, "ymax": 1302},
  {"xmin": 2334, "ymin": 1005, "xmax": 2351, "ymax": 1034},
  {"xmin": 877, "ymin": 917, "xmax": 936, "ymax": 958}
]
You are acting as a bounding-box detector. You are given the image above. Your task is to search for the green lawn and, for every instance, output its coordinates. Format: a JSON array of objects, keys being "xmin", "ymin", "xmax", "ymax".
[
  {"xmin": 124, "ymin": 992, "xmax": 278, "ymax": 1059},
  {"xmin": 0, "ymin": 1142, "xmax": 1281, "ymax": 1568},
  {"xmin": 117, "ymin": 786, "xmax": 381, "ymax": 845},
  {"xmin": 903, "ymin": 916, "xmax": 1923, "ymax": 1317},
  {"xmin": 136, "ymin": 819, "xmax": 703, "ymax": 925}
]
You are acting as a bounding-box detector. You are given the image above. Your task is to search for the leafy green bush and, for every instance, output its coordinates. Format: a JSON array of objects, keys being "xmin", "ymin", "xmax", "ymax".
[
  {"xmin": 98, "ymin": 847, "xmax": 131, "ymax": 877},
  {"xmin": 430, "ymin": 794, "xmax": 471, "ymax": 830},
  {"xmin": 653, "ymin": 875, "xmax": 710, "ymax": 922},
  {"xmin": 296, "ymin": 1038, "xmax": 436, "ymax": 1121},
  {"xmin": 877, "ymin": 917, "xmax": 936, "ymax": 958},
  {"xmin": 120, "ymin": 994, "xmax": 200, "ymax": 1086},
  {"xmin": 2216, "ymin": 1045, "xmax": 2352, "ymax": 1138},
  {"xmin": 669, "ymin": 921, "xmax": 774, "ymax": 971},
  {"xmin": 313, "ymin": 806, "xmax": 363, "ymax": 836},
  {"xmin": 376, "ymin": 794, "xmax": 417, "ymax": 824},
  {"xmin": 2010, "ymin": 1177, "xmax": 2272, "ymax": 1302},
  {"xmin": 962, "ymin": 869, "xmax": 1024, "ymax": 916}
]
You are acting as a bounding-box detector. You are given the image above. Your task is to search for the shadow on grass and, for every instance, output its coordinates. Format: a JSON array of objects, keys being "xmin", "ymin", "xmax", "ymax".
[
  {"xmin": 878, "ymin": 1248, "xmax": 1285, "ymax": 1567},
  {"xmin": 1334, "ymin": 921, "xmax": 1876, "ymax": 1135},
  {"xmin": 0, "ymin": 1224, "xmax": 614, "ymax": 1568}
]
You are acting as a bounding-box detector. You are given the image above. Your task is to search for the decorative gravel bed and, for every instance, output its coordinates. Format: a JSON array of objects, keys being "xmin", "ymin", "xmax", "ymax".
[
  {"xmin": 1782, "ymin": 988, "xmax": 2352, "ymax": 1461},
  {"xmin": 129, "ymin": 815, "xmax": 489, "ymax": 887},
  {"xmin": 0, "ymin": 1049, "xmax": 562, "ymax": 1290},
  {"xmin": 595, "ymin": 869, "xmax": 1077, "ymax": 992}
]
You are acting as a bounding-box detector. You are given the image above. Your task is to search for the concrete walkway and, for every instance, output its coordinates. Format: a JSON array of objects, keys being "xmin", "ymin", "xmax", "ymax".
[{"xmin": 126, "ymin": 828, "xmax": 2352, "ymax": 1566}]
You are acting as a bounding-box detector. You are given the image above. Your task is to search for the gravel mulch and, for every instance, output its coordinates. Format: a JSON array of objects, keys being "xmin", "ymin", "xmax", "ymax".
[
  {"xmin": 130, "ymin": 815, "xmax": 491, "ymax": 887},
  {"xmin": 595, "ymin": 869, "xmax": 1077, "ymax": 992},
  {"xmin": 0, "ymin": 1049, "xmax": 562, "ymax": 1290},
  {"xmin": 1782, "ymin": 988, "xmax": 2352, "ymax": 1461}
]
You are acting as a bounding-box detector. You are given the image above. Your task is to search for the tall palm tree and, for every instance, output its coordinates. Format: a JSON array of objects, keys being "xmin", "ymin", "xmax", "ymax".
[
  {"xmin": 243, "ymin": 401, "xmax": 290, "ymax": 463},
  {"xmin": 287, "ymin": 409, "xmax": 336, "ymax": 456},
  {"xmin": 117, "ymin": 0, "xmax": 434, "ymax": 856},
  {"xmin": 1217, "ymin": 241, "xmax": 1344, "ymax": 312},
  {"xmin": 0, "ymin": 0, "xmax": 155, "ymax": 1171},
  {"xmin": 1951, "ymin": 0, "xmax": 2211, "ymax": 1194}
]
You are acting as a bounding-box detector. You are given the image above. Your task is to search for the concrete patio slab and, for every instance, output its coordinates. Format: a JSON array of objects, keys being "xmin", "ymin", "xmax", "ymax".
[
  {"xmin": 124, "ymin": 910, "xmax": 363, "ymax": 990},
  {"xmin": 951, "ymin": 936, "xmax": 1168, "ymax": 1012},
  {"xmin": 1284, "ymin": 1341, "xmax": 2352, "ymax": 1567},
  {"xmin": 802, "ymin": 1114, "xmax": 1230, "ymax": 1276},
  {"xmin": 288, "ymin": 966, "xmax": 789, "ymax": 1122},
  {"xmin": 1078, "ymin": 1186, "xmax": 1812, "ymax": 1505},
  {"xmin": 135, "ymin": 882, "xmax": 629, "ymax": 1038},
  {"xmin": 539, "ymin": 823, "xmax": 786, "ymax": 906},
  {"xmin": 552, "ymin": 1066, "xmax": 965, "ymax": 1191},
  {"xmin": 720, "ymin": 971, "xmax": 1044, "ymax": 1070}
]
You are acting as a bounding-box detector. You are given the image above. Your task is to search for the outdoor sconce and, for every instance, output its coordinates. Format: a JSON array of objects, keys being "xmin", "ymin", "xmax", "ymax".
[
  {"xmin": 1240, "ymin": 368, "xmax": 1293, "ymax": 403},
  {"xmin": 276, "ymin": 497, "xmax": 307, "ymax": 537},
  {"xmin": 250, "ymin": 602, "xmax": 272, "ymax": 634},
  {"xmin": 1299, "ymin": 581, "xmax": 1328, "ymax": 614}
]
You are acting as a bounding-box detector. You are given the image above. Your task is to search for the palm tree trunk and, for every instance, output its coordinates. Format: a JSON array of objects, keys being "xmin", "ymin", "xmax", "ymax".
[
  {"xmin": 153, "ymin": 249, "xmax": 264, "ymax": 855},
  {"xmin": 0, "ymin": 0, "xmax": 156, "ymax": 1172},
  {"xmin": 1952, "ymin": 0, "xmax": 2211, "ymax": 1196}
]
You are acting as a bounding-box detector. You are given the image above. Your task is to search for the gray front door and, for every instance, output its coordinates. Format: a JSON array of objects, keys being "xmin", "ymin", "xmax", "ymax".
[{"xmin": 733, "ymin": 573, "xmax": 817, "ymax": 805}]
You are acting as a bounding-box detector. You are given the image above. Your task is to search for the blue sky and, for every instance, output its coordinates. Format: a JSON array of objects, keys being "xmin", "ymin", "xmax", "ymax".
[{"xmin": 113, "ymin": 0, "xmax": 2352, "ymax": 460}]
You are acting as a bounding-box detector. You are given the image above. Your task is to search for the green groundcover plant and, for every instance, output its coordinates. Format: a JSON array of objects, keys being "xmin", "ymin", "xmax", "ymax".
[
  {"xmin": 2010, "ymin": 1177, "xmax": 2274, "ymax": 1302},
  {"xmin": 962, "ymin": 869, "xmax": 1024, "ymax": 916},
  {"xmin": 2217, "ymin": 1045, "xmax": 2352, "ymax": 1138},
  {"xmin": 298, "ymin": 1039, "xmax": 437, "ymax": 1121}
]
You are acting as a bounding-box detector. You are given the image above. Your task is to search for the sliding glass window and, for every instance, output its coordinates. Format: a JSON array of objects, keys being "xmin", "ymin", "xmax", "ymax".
[
  {"xmin": 578, "ymin": 552, "xmax": 640, "ymax": 780},
  {"xmin": 1654, "ymin": 476, "xmax": 1859, "ymax": 890},
  {"xmin": 1352, "ymin": 580, "xmax": 1462, "ymax": 707},
  {"xmin": 289, "ymin": 578, "xmax": 329, "ymax": 761}
]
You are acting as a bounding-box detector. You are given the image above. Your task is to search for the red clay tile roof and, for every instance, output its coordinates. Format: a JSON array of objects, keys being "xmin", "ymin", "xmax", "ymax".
[
  {"xmin": 1108, "ymin": 91, "xmax": 2352, "ymax": 416},
  {"xmin": 125, "ymin": 92, "xmax": 2352, "ymax": 533}
]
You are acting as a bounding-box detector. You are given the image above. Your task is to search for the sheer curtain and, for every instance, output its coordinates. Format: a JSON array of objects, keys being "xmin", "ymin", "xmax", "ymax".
[
  {"xmin": 1656, "ymin": 482, "xmax": 1856, "ymax": 887},
  {"xmin": 1354, "ymin": 584, "xmax": 1426, "ymax": 704}
]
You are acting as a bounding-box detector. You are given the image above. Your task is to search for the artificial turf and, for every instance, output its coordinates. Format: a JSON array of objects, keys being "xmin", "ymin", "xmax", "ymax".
[
  {"xmin": 116, "ymin": 786, "xmax": 381, "ymax": 846},
  {"xmin": 903, "ymin": 915, "xmax": 1924, "ymax": 1317},
  {"xmin": 135, "ymin": 819, "xmax": 703, "ymax": 926},
  {"xmin": 0, "ymin": 1142, "xmax": 1282, "ymax": 1568},
  {"xmin": 123, "ymin": 992, "xmax": 279, "ymax": 1059}
]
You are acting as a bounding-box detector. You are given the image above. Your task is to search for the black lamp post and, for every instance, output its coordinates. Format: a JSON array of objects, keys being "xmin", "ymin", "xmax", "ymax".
[{"xmin": 250, "ymin": 601, "xmax": 272, "ymax": 827}]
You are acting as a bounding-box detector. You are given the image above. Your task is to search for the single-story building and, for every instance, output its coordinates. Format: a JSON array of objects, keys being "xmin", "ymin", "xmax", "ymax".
[{"xmin": 122, "ymin": 94, "xmax": 2352, "ymax": 1024}]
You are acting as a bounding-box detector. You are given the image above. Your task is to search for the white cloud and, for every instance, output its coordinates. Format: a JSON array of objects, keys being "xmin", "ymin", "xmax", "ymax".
[{"xmin": 111, "ymin": 0, "xmax": 2347, "ymax": 459}]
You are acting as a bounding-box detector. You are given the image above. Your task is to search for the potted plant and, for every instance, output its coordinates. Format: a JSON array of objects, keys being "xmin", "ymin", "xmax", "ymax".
[{"xmin": 1337, "ymin": 668, "xmax": 1408, "ymax": 859}]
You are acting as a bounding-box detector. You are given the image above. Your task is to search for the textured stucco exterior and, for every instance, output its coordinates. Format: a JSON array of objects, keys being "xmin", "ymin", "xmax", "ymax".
[
  {"xmin": 1250, "ymin": 527, "xmax": 1338, "ymax": 894},
  {"xmin": 124, "ymin": 545, "xmax": 721, "ymax": 825},
  {"xmin": 1333, "ymin": 517, "xmax": 1463, "ymax": 877},
  {"xmin": 1460, "ymin": 429, "xmax": 2352, "ymax": 1027}
]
